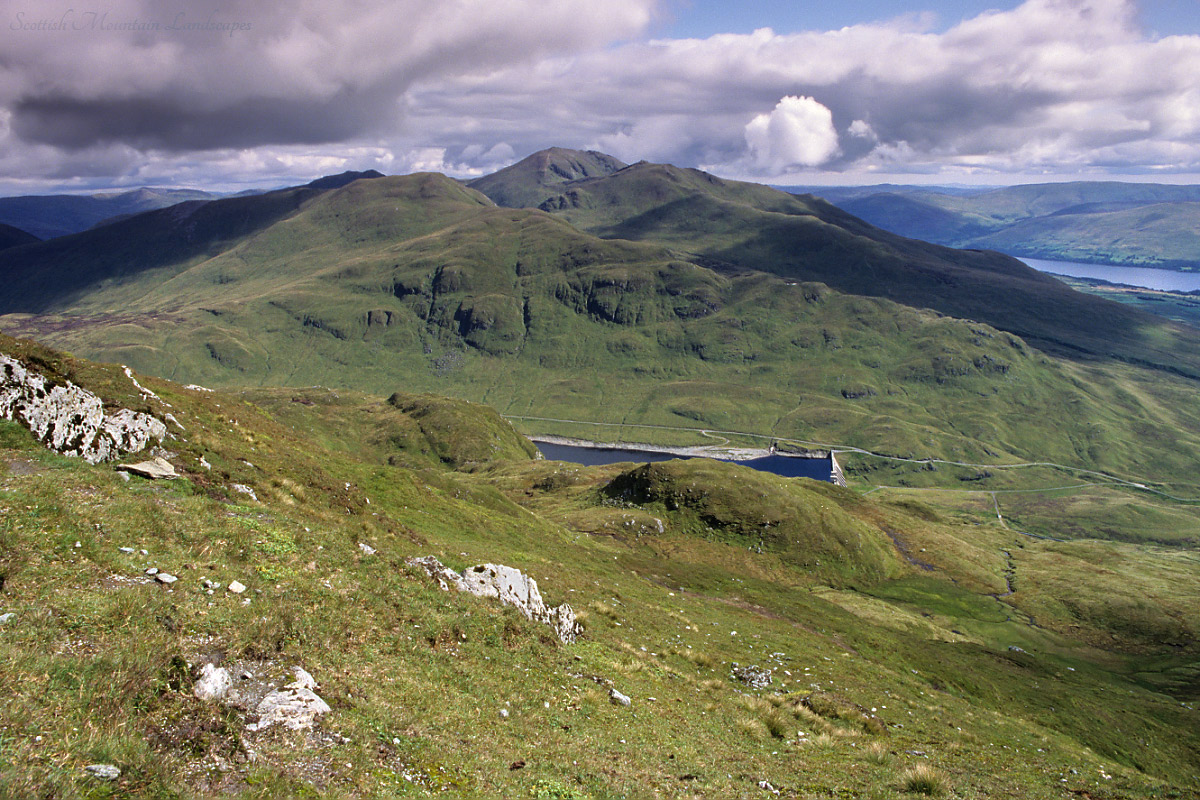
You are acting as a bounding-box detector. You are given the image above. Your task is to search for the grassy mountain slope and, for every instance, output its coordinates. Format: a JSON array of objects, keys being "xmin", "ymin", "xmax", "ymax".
[
  {"xmin": 5, "ymin": 171, "xmax": 1200, "ymax": 495},
  {"xmin": 833, "ymin": 182, "xmax": 1200, "ymax": 269},
  {"xmin": 1, "ymin": 336, "xmax": 1197, "ymax": 797},
  {"xmin": 470, "ymin": 153, "xmax": 1200, "ymax": 373}
]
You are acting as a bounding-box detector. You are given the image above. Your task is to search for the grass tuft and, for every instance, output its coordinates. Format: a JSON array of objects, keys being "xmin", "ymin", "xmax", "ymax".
[{"xmin": 900, "ymin": 763, "xmax": 948, "ymax": 796}]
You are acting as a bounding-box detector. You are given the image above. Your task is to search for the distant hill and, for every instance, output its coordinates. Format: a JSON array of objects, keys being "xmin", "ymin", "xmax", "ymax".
[
  {"xmin": 805, "ymin": 181, "xmax": 1200, "ymax": 269},
  {"xmin": 304, "ymin": 169, "xmax": 386, "ymax": 190},
  {"xmin": 0, "ymin": 186, "xmax": 220, "ymax": 240},
  {"xmin": 6, "ymin": 162, "xmax": 1200, "ymax": 490},
  {"xmin": 470, "ymin": 151, "xmax": 1200, "ymax": 372},
  {"xmin": 0, "ymin": 222, "xmax": 38, "ymax": 251}
]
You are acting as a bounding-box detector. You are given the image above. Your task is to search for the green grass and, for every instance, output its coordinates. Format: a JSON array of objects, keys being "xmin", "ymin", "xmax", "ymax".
[{"xmin": 0, "ymin": 343, "xmax": 1197, "ymax": 797}]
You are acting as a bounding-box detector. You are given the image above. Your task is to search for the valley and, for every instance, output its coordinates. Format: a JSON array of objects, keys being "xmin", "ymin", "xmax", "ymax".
[{"xmin": 796, "ymin": 182, "xmax": 1200, "ymax": 271}]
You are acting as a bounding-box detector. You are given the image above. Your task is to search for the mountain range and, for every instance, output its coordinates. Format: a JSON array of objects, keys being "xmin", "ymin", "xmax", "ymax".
[
  {"xmin": 2, "ymin": 149, "xmax": 1200, "ymax": 493},
  {"xmin": 0, "ymin": 186, "xmax": 225, "ymax": 240},
  {"xmin": 788, "ymin": 181, "xmax": 1200, "ymax": 269}
]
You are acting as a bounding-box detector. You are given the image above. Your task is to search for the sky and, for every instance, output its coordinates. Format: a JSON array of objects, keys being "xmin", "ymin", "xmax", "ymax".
[{"xmin": 1, "ymin": 0, "xmax": 1200, "ymax": 194}]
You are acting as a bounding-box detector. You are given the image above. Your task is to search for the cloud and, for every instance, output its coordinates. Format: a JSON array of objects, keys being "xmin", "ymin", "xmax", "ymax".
[
  {"xmin": 0, "ymin": 0, "xmax": 655, "ymax": 152},
  {"xmin": 404, "ymin": 0, "xmax": 1200, "ymax": 180},
  {"xmin": 4, "ymin": 0, "xmax": 1200, "ymax": 188},
  {"xmin": 744, "ymin": 96, "xmax": 840, "ymax": 170}
]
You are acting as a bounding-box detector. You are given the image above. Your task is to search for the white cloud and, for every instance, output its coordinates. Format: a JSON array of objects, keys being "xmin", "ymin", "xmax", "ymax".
[
  {"xmin": 744, "ymin": 96, "xmax": 840, "ymax": 170},
  {"xmin": 847, "ymin": 120, "xmax": 877, "ymax": 141},
  {"xmin": 4, "ymin": 0, "xmax": 1200, "ymax": 187},
  {"xmin": 404, "ymin": 0, "xmax": 1200, "ymax": 180}
]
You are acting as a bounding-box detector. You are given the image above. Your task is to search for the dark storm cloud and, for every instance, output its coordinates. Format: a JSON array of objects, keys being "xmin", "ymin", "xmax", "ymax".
[
  {"xmin": 0, "ymin": 0, "xmax": 656, "ymax": 152},
  {"xmin": 12, "ymin": 88, "xmax": 398, "ymax": 150}
]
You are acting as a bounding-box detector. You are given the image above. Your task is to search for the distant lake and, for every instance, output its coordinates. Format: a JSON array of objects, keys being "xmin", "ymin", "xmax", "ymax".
[
  {"xmin": 1022, "ymin": 258, "xmax": 1200, "ymax": 292},
  {"xmin": 535, "ymin": 441, "xmax": 835, "ymax": 482}
]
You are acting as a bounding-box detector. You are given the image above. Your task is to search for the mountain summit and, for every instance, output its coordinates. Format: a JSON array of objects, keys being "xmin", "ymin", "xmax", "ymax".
[{"xmin": 468, "ymin": 147, "xmax": 626, "ymax": 208}]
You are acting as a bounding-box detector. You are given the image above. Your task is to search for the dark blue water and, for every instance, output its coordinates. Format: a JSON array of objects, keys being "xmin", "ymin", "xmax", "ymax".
[{"xmin": 535, "ymin": 441, "xmax": 834, "ymax": 482}]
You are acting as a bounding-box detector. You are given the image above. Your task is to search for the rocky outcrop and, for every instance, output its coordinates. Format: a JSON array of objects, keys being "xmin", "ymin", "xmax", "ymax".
[
  {"xmin": 193, "ymin": 663, "xmax": 232, "ymax": 701},
  {"xmin": 731, "ymin": 664, "xmax": 773, "ymax": 689},
  {"xmin": 192, "ymin": 662, "xmax": 331, "ymax": 733},
  {"xmin": 407, "ymin": 556, "xmax": 581, "ymax": 644},
  {"xmin": 247, "ymin": 668, "xmax": 331, "ymax": 732},
  {"xmin": 0, "ymin": 354, "xmax": 166, "ymax": 464}
]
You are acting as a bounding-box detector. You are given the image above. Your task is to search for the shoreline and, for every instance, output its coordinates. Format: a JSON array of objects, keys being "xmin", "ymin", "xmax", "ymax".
[{"xmin": 530, "ymin": 435, "xmax": 831, "ymax": 462}]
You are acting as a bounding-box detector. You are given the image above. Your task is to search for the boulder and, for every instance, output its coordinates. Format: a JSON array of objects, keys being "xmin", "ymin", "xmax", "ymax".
[
  {"xmin": 116, "ymin": 457, "xmax": 178, "ymax": 480},
  {"xmin": 407, "ymin": 556, "xmax": 581, "ymax": 643},
  {"xmin": 407, "ymin": 555, "xmax": 467, "ymax": 592},
  {"xmin": 194, "ymin": 664, "xmax": 232, "ymax": 702},
  {"xmin": 84, "ymin": 764, "xmax": 121, "ymax": 781},
  {"xmin": 246, "ymin": 668, "xmax": 331, "ymax": 732}
]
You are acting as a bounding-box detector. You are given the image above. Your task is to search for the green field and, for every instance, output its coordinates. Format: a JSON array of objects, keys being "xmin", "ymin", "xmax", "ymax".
[{"xmin": 0, "ymin": 339, "xmax": 1197, "ymax": 797}]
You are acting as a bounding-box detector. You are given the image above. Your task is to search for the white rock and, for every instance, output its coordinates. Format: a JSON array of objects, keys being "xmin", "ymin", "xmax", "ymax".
[
  {"xmin": 498, "ymin": 708, "xmax": 510, "ymax": 719},
  {"xmin": 0, "ymin": 612, "xmax": 15, "ymax": 623},
  {"xmin": 609, "ymin": 688, "xmax": 632, "ymax": 707},
  {"xmin": 145, "ymin": 567, "xmax": 159, "ymax": 575},
  {"xmin": 288, "ymin": 667, "xmax": 319, "ymax": 691},
  {"xmin": 408, "ymin": 556, "xmax": 581, "ymax": 643},
  {"xmin": 116, "ymin": 457, "xmax": 178, "ymax": 480},
  {"xmin": 122, "ymin": 366, "xmax": 165, "ymax": 404},
  {"xmin": 358, "ymin": 542, "xmax": 377, "ymax": 556},
  {"xmin": 0, "ymin": 354, "xmax": 166, "ymax": 463},
  {"xmin": 231, "ymin": 484, "xmax": 257, "ymax": 502},
  {"xmin": 407, "ymin": 555, "xmax": 466, "ymax": 592},
  {"xmin": 194, "ymin": 664, "xmax": 232, "ymax": 702},
  {"xmin": 228, "ymin": 580, "xmax": 246, "ymax": 594},
  {"xmin": 247, "ymin": 684, "xmax": 331, "ymax": 732},
  {"xmin": 119, "ymin": 547, "xmax": 134, "ymax": 554},
  {"xmin": 199, "ymin": 456, "xmax": 211, "ymax": 470},
  {"xmin": 155, "ymin": 572, "xmax": 178, "ymax": 585},
  {"xmin": 85, "ymin": 764, "xmax": 121, "ymax": 780}
]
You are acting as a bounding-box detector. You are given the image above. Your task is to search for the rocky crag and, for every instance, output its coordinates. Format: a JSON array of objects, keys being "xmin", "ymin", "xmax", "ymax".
[
  {"xmin": 408, "ymin": 556, "xmax": 582, "ymax": 643},
  {"xmin": 0, "ymin": 353, "xmax": 166, "ymax": 463}
]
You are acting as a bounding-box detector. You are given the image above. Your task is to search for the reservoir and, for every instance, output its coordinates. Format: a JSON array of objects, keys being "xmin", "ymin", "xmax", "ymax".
[
  {"xmin": 1022, "ymin": 257, "xmax": 1200, "ymax": 292},
  {"xmin": 535, "ymin": 441, "xmax": 836, "ymax": 482}
]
